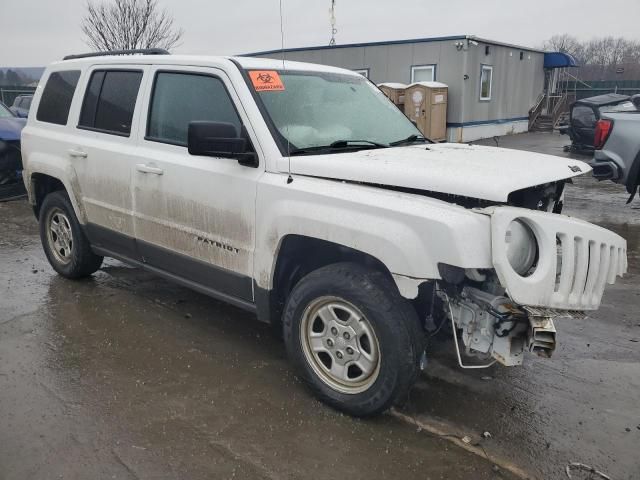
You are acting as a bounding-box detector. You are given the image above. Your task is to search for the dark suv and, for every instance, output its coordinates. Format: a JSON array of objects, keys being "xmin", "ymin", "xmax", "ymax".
[{"xmin": 561, "ymin": 93, "xmax": 630, "ymax": 153}]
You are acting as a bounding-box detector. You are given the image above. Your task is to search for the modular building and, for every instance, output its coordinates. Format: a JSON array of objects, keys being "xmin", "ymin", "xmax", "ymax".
[{"xmin": 247, "ymin": 35, "xmax": 547, "ymax": 142}]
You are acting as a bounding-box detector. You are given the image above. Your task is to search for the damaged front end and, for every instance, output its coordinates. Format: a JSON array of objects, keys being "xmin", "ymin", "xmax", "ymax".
[
  {"xmin": 432, "ymin": 205, "xmax": 627, "ymax": 368},
  {"xmin": 440, "ymin": 284, "xmax": 584, "ymax": 367}
]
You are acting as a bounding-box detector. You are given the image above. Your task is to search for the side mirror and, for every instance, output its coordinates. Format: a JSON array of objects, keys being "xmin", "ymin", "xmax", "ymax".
[{"xmin": 187, "ymin": 121, "xmax": 256, "ymax": 164}]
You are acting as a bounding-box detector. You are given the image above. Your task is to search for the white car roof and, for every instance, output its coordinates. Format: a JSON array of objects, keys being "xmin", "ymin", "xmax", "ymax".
[
  {"xmin": 50, "ymin": 54, "xmax": 359, "ymax": 77},
  {"xmin": 233, "ymin": 56, "xmax": 355, "ymax": 74}
]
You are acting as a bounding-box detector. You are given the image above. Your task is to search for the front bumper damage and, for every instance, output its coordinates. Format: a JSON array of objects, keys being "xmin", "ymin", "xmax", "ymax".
[
  {"xmin": 442, "ymin": 286, "xmax": 587, "ymax": 367},
  {"xmin": 442, "ymin": 207, "xmax": 627, "ymax": 367}
]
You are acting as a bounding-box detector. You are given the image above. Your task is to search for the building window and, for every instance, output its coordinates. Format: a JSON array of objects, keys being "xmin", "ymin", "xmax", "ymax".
[
  {"xmin": 480, "ymin": 65, "xmax": 493, "ymax": 101},
  {"xmin": 352, "ymin": 69, "xmax": 369, "ymax": 78},
  {"xmin": 410, "ymin": 65, "xmax": 435, "ymax": 83}
]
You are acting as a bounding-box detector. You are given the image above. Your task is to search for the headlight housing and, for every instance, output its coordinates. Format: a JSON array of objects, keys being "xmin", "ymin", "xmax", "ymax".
[{"xmin": 505, "ymin": 219, "xmax": 538, "ymax": 275}]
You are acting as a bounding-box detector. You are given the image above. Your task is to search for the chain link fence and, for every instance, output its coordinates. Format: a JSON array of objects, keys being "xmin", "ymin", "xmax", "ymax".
[{"xmin": 567, "ymin": 80, "xmax": 640, "ymax": 100}]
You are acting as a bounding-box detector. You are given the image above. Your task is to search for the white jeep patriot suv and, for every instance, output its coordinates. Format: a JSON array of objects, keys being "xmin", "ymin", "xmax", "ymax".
[{"xmin": 21, "ymin": 50, "xmax": 628, "ymax": 416}]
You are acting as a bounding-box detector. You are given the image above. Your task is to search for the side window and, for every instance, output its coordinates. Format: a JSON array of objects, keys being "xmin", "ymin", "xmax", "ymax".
[
  {"xmin": 78, "ymin": 70, "xmax": 143, "ymax": 136},
  {"xmin": 572, "ymin": 106, "xmax": 596, "ymax": 127},
  {"xmin": 147, "ymin": 72, "xmax": 242, "ymax": 145},
  {"xmin": 480, "ymin": 65, "xmax": 493, "ymax": 101},
  {"xmin": 36, "ymin": 70, "xmax": 81, "ymax": 125}
]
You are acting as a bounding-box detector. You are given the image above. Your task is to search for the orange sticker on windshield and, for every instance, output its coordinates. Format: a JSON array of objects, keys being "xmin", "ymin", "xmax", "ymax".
[{"xmin": 249, "ymin": 70, "xmax": 285, "ymax": 91}]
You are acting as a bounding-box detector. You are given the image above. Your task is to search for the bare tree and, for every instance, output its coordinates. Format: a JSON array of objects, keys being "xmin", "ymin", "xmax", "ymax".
[
  {"xmin": 541, "ymin": 34, "xmax": 588, "ymax": 64},
  {"xmin": 81, "ymin": 0, "xmax": 183, "ymax": 52},
  {"xmin": 542, "ymin": 35, "xmax": 640, "ymax": 66},
  {"xmin": 542, "ymin": 34, "xmax": 581, "ymax": 55}
]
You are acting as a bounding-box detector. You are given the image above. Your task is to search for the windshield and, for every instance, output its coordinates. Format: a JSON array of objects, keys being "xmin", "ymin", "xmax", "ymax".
[
  {"xmin": 0, "ymin": 102, "xmax": 13, "ymax": 118},
  {"xmin": 249, "ymin": 70, "xmax": 423, "ymax": 153}
]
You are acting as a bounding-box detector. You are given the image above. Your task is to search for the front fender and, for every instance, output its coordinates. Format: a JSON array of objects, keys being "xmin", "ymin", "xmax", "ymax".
[{"xmin": 254, "ymin": 174, "xmax": 493, "ymax": 295}]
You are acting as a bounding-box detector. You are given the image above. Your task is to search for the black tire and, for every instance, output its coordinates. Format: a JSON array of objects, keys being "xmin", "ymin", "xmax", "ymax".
[
  {"xmin": 39, "ymin": 190, "xmax": 103, "ymax": 278},
  {"xmin": 283, "ymin": 262, "xmax": 423, "ymax": 417}
]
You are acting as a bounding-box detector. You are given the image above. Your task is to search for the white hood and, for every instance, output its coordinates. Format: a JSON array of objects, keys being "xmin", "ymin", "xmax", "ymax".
[{"xmin": 284, "ymin": 143, "xmax": 591, "ymax": 202}]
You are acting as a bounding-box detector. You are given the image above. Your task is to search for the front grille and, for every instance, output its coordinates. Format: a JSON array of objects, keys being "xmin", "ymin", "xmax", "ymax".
[
  {"xmin": 552, "ymin": 234, "xmax": 627, "ymax": 309},
  {"xmin": 488, "ymin": 206, "xmax": 627, "ymax": 311}
]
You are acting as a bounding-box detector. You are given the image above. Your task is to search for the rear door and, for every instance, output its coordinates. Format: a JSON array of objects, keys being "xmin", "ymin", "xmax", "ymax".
[
  {"xmin": 131, "ymin": 66, "xmax": 263, "ymax": 302},
  {"xmin": 70, "ymin": 66, "xmax": 147, "ymax": 259}
]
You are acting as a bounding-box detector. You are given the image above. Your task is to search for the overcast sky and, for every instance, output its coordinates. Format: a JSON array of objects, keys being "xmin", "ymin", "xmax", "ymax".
[{"xmin": 3, "ymin": 0, "xmax": 640, "ymax": 67}]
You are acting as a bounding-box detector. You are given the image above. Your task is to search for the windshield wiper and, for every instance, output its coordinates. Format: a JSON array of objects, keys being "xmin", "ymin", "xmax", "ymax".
[
  {"xmin": 289, "ymin": 139, "xmax": 389, "ymax": 156},
  {"xmin": 329, "ymin": 139, "xmax": 389, "ymax": 148},
  {"xmin": 389, "ymin": 134, "xmax": 429, "ymax": 146}
]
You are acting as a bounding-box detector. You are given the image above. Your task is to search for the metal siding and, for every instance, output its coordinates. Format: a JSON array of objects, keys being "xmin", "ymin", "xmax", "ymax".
[
  {"xmin": 363, "ymin": 46, "xmax": 389, "ymax": 83},
  {"xmin": 462, "ymin": 42, "xmax": 544, "ymax": 125},
  {"xmin": 409, "ymin": 42, "xmax": 442, "ymax": 75},
  {"xmin": 320, "ymin": 47, "xmax": 365, "ymax": 71},
  {"xmin": 279, "ymin": 50, "xmax": 325, "ymax": 64},
  {"xmin": 386, "ymin": 44, "xmax": 414, "ymax": 83}
]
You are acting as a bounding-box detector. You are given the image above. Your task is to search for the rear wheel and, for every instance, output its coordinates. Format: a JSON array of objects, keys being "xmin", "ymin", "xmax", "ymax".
[
  {"xmin": 283, "ymin": 263, "xmax": 422, "ymax": 416},
  {"xmin": 39, "ymin": 191, "xmax": 103, "ymax": 278}
]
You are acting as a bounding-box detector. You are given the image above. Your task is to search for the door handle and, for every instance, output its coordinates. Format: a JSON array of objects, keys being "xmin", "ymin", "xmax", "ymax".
[
  {"xmin": 136, "ymin": 163, "xmax": 164, "ymax": 175},
  {"xmin": 67, "ymin": 148, "xmax": 88, "ymax": 158}
]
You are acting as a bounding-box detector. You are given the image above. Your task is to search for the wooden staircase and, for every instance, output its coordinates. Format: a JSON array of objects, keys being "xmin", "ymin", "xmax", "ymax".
[
  {"xmin": 531, "ymin": 114, "xmax": 555, "ymax": 132},
  {"xmin": 529, "ymin": 92, "xmax": 575, "ymax": 132}
]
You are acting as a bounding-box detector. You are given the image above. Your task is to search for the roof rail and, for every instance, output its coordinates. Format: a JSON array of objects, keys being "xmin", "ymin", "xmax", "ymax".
[{"xmin": 63, "ymin": 48, "xmax": 170, "ymax": 61}]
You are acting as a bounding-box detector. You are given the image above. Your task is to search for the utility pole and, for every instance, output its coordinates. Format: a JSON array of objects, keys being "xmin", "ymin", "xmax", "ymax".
[{"xmin": 329, "ymin": 0, "xmax": 337, "ymax": 46}]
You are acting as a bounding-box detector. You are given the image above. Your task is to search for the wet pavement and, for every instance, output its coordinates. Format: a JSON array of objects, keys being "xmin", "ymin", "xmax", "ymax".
[{"xmin": 1, "ymin": 131, "xmax": 639, "ymax": 479}]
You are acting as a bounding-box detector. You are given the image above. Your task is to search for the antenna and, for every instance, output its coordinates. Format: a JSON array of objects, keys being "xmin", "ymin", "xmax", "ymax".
[
  {"xmin": 279, "ymin": 0, "xmax": 293, "ymax": 184},
  {"xmin": 329, "ymin": 0, "xmax": 337, "ymax": 46}
]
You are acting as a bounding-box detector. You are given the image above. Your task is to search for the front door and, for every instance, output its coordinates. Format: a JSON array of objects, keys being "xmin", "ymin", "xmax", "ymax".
[{"xmin": 132, "ymin": 66, "xmax": 262, "ymax": 302}]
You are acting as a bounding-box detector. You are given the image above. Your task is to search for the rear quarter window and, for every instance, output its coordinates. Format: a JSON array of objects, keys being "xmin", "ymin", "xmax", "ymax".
[
  {"xmin": 36, "ymin": 71, "xmax": 81, "ymax": 125},
  {"xmin": 572, "ymin": 105, "xmax": 596, "ymax": 127}
]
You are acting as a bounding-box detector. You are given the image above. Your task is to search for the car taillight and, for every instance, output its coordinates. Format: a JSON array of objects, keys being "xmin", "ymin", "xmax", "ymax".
[{"xmin": 594, "ymin": 119, "xmax": 613, "ymax": 150}]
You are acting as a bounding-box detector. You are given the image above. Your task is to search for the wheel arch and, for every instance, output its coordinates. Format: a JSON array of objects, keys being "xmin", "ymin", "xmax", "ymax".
[
  {"xmin": 29, "ymin": 171, "xmax": 85, "ymax": 223},
  {"xmin": 255, "ymin": 234, "xmax": 428, "ymax": 327}
]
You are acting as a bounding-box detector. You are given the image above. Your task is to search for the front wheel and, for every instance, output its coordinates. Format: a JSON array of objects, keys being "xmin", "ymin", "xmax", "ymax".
[{"xmin": 283, "ymin": 263, "xmax": 422, "ymax": 417}]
